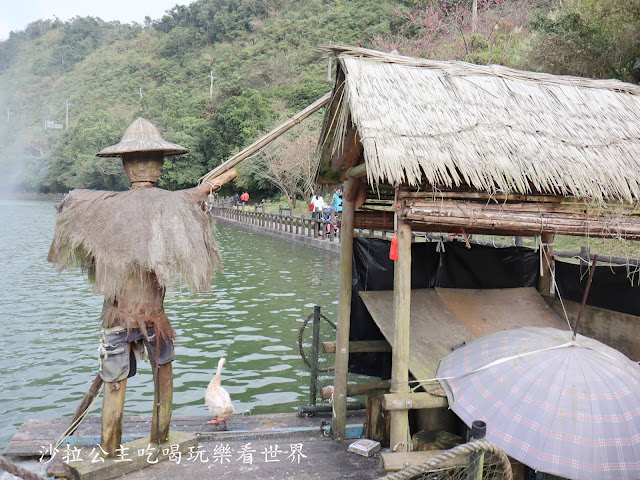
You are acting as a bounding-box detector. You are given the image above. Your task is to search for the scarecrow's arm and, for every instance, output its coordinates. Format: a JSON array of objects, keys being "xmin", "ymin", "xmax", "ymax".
[{"xmin": 191, "ymin": 167, "xmax": 238, "ymax": 199}]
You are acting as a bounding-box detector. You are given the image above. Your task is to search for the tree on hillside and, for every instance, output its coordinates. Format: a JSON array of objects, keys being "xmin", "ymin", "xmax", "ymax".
[
  {"xmin": 241, "ymin": 123, "xmax": 318, "ymax": 207},
  {"xmin": 371, "ymin": 0, "xmax": 532, "ymax": 64},
  {"xmin": 526, "ymin": 0, "xmax": 640, "ymax": 82}
]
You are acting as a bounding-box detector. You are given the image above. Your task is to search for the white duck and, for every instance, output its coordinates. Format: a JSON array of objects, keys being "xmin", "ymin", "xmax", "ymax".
[{"xmin": 205, "ymin": 357, "xmax": 234, "ymax": 425}]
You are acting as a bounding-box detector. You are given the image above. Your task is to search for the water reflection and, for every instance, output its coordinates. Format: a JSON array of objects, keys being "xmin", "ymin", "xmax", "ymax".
[{"xmin": 0, "ymin": 201, "xmax": 339, "ymax": 449}]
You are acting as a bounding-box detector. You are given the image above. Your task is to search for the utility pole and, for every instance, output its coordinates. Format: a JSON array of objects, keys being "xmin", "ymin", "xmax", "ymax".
[
  {"xmin": 65, "ymin": 99, "xmax": 70, "ymax": 130},
  {"xmin": 208, "ymin": 70, "xmax": 216, "ymax": 99}
]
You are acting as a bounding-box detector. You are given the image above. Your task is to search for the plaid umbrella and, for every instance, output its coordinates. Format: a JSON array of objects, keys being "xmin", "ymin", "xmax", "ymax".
[{"xmin": 437, "ymin": 327, "xmax": 640, "ymax": 480}]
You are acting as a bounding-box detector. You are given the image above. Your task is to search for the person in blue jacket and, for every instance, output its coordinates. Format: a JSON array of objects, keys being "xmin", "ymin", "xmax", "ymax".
[{"xmin": 331, "ymin": 187, "xmax": 343, "ymax": 213}]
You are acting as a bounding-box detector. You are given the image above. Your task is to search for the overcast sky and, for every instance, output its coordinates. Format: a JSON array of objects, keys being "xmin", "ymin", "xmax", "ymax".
[{"xmin": 0, "ymin": 0, "xmax": 193, "ymax": 40}]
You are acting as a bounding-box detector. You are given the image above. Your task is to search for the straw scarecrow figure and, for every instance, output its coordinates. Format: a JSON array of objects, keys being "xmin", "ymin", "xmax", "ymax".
[{"xmin": 48, "ymin": 117, "xmax": 236, "ymax": 455}]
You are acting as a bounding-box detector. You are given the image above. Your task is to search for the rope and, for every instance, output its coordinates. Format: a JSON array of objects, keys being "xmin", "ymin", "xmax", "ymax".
[
  {"xmin": 298, "ymin": 312, "xmax": 337, "ymax": 372},
  {"xmin": 0, "ymin": 457, "xmax": 50, "ymax": 480},
  {"xmin": 376, "ymin": 439, "xmax": 513, "ymax": 480}
]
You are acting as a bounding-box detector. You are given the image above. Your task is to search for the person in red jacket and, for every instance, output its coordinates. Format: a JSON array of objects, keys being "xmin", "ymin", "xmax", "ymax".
[{"xmin": 240, "ymin": 191, "xmax": 249, "ymax": 205}]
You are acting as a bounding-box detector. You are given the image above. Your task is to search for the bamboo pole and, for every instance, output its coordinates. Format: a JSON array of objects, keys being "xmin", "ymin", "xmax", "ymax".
[
  {"xmin": 331, "ymin": 177, "xmax": 357, "ymax": 440},
  {"xmin": 199, "ymin": 93, "xmax": 331, "ymax": 186},
  {"xmin": 538, "ymin": 232, "xmax": 554, "ymax": 296},
  {"xmin": 390, "ymin": 215, "xmax": 412, "ymax": 452}
]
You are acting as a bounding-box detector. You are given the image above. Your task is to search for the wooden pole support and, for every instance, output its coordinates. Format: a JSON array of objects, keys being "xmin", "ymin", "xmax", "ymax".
[
  {"xmin": 382, "ymin": 393, "xmax": 448, "ymax": 410},
  {"xmin": 321, "ymin": 380, "xmax": 392, "ymax": 400},
  {"xmin": 101, "ymin": 378, "xmax": 128, "ymax": 457},
  {"xmin": 322, "ymin": 340, "xmax": 391, "ymax": 353},
  {"xmin": 199, "ymin": 93, "xmax": 331, "ymax": 185},
  {"xmin": 346, "ymin": 163, "xmax": 367, "ymax": 179},
  {"xmin": 390, "ymin": 215, "xmax": 412, "ymax": 452},
  {"xmin": 68, "ymin": 374, "xmax": 103, "ymax": 435},
  {"xmin": 538, "ymin": 232, "xmax": 554, "ymax": 296},
  {"xmin": 331, "ymin": 177, "xmax": 357, "ymax": 440},
  {"xmin": 195, "ymin": 167, "xmax": 238, "ymax": 197},
  {"xmin": 150, "ymin": 362, "xmax": 173, "ymax": 444}
]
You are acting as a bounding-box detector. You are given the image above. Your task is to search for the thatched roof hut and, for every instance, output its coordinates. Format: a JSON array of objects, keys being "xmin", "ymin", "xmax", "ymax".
[
  {"xmin": 319, "ymin": 46, "xmax": 640, "ymax": 452},
  {"xmin": 318, "ymin": 45, "xmax": 640, "ymax": 204}
]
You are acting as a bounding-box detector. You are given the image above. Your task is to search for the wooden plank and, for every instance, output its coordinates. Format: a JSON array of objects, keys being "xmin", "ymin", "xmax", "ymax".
[
  {"xmin": 359, "ymin": 289, "xmax": 473, "ymax": 381},
  {"xmin": 380, "ymin": 450, "xmax": 470, "ymax": 471},
  {"xmin": 322, "ymin": 340, "xmax": 391, "ymax": 353},
  {"xmin": 65, "ymin": 431, "xmax": 197, "ymax": 480},
  {"xmin": 545, "ymin": 297, "xmax": 640, "ymax": 361},
  {"xmin": 435, "ymin": 287, "xmax": 568, "ymax": 338},
  {"xmin": 4, "ymin": 413, "xmax": 362, "ymax": 458}
]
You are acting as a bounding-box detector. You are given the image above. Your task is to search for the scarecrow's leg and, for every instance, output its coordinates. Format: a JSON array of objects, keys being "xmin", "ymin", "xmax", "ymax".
[
  {"xmin": 150, "ymin": 359, "xmax": 173, "ymax": 444},
  {"xmin": 101, "ymin": 377, "xmax": 127, "ymax": 457}
]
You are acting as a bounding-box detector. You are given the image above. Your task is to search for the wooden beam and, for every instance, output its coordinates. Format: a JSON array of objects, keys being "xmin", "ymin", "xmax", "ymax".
[
  {"xmin": 380, "ymin": 451, "xmax": 470, "ymax": 472},
  {"xmin": 68, "ymin": 374, "xmax": 103, "ymax": 436},
  {"xmin": 401, "ymin": 199, "xmax": 640, "ymax": 239},
  {"xmin": 382, "ymin": 393, "xmax": 448, "ymax": 410},
  {"xmin": 199, "ymin": 93, "xmax": 331, "ymax": 185},
  {"xmin": 398, "ymin": 190, "xmax": 567, "ymax": 203},
  {"xmin": 321, "ymin": 380, "xmax": 392, "ymax": 400},
  {"xmin": 194, "ymin": 167, "xmax": 238, "ymax": 197},
  {"xmin": 390, "ymin": 215, "xmax": 412, "ymax": 452},
  {"xmin": 331, "ymin": 177, "xmax": 357, "ymax": 440},
  {"xmin": 65, "ymin": 431, "xmax": 197, "ymax": 480},
  {"xmin": 346, "ymin": 163, "xmax": 367, "ymax": 179},
  {"xmin": 322, "ymin": 340, "xmax": 391, "ymax": 353}
]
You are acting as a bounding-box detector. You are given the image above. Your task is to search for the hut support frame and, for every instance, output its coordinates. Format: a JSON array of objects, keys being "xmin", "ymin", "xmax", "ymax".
[{"xmin": 331, "ymin": 177, "xmax": 357, "ymax": 439}]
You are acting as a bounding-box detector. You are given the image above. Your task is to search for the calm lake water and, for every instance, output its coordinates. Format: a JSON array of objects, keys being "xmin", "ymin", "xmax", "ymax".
[{"xmin": 0, "ymin": 199, "xmax": 340, "ymax": 450}]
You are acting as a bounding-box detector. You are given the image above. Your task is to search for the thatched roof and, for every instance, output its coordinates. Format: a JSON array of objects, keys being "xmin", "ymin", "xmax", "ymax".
[{"xmin": 318, "ymin": 45, "xmax": 640, "ymax": 203}]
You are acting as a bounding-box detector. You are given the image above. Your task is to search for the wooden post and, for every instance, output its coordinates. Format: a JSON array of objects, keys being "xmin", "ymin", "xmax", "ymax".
[
  {"xmin": 390, "ymin": 215, "xmax": 412, "ymax": 452},
  {"xmin": 538, "ymin": 232, "xmax": 554, "ymax": 296},
  {"xmin": 146, "ymin": 339, "xmax": 173, "ymax": 444},
  {"xmin": 150, "ymin": 363, "xmax": 173, "ymax": 444},
  {"xmin": 331, "ymin": 177, "xmax": 357, "ymax": 439},
  {"xmin": 310, "ymin": 306, "xmax": 321, "ymax": 407},
  {"xmin": 101, "ymin": 378, "xmax": 128, "ymax": 456}
]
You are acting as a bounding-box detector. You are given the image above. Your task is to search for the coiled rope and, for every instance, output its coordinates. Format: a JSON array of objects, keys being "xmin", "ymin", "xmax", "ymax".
[{"xmin": 376, "ymin": 439, "xmax": 513, "ymax": 480}]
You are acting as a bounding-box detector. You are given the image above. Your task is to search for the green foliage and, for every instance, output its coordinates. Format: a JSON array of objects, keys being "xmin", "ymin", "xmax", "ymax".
[
  {"xmin": 525, "ymin": 0, "xmax": 640, "ymax": 80},
  {"xmin": 0, "ymin": 0, "xmax": 637, "ymax": 195}
]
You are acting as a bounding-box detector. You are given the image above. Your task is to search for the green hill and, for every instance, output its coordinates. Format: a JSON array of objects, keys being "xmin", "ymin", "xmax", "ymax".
[{"xmin": 0, "ymin": 0, "xmax": 637, "ymax": 194}]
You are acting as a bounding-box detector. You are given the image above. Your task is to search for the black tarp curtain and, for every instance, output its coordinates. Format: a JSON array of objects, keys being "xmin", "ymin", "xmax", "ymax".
[{"xmin": 350, "ymin": 238, "xmax": 640, "ymax": 377}]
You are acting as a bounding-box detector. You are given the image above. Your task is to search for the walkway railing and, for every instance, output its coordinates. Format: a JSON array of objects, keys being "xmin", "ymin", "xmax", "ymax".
[{"xmin": 211, "ymin": 197, "xmax": 340, "ymax": 242}]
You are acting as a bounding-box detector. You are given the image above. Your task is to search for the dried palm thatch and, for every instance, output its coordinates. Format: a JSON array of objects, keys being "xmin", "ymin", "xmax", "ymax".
[
  {"xmin": 48, "ymin": 187, "xmax": 221, "ymax": 303},
  {"xmin": 96, "ymin": 117, "xmax": 188, "ymax": 157},
  {"xmin": 318, "ymin": 45, "xmax": 640, "ymax": 204}
]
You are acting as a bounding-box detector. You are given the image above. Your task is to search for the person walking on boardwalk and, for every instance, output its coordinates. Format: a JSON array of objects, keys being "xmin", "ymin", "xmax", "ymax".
[
  {"xmin": 331, "ymin": 187, "xmax": 343, "ymax": 214},
  {"xmin": 310, "ymin": 190, "xmax": 325, "ymax": 220},
  {"xmin": 240, "ymin": 191, "xmax": 249, "ymax": 205}
]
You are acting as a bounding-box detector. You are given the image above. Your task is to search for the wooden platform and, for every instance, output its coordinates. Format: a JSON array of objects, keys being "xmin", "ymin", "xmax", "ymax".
[
  {"xmin": 359, "ymin": 287, "xmax": 568, "ymax": 384},
  {"xmin": 4, "ymin": 413, "xmax": 385, "ymax": 479}
]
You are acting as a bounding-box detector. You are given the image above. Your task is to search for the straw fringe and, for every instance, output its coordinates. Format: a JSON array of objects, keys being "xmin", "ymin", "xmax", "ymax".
[
  {"xmin": 319, "ymin": 45, "xmax": 640, "ymax": 203},
  {"xmin": 48, "ymin": 188, "xmax": 221, "ymax": 300}
]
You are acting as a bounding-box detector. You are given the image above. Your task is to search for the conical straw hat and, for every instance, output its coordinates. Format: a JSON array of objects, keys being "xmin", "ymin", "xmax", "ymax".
[{"xmin": 96, "ymin": 117, "xmax": 188, "ymax": 157}]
